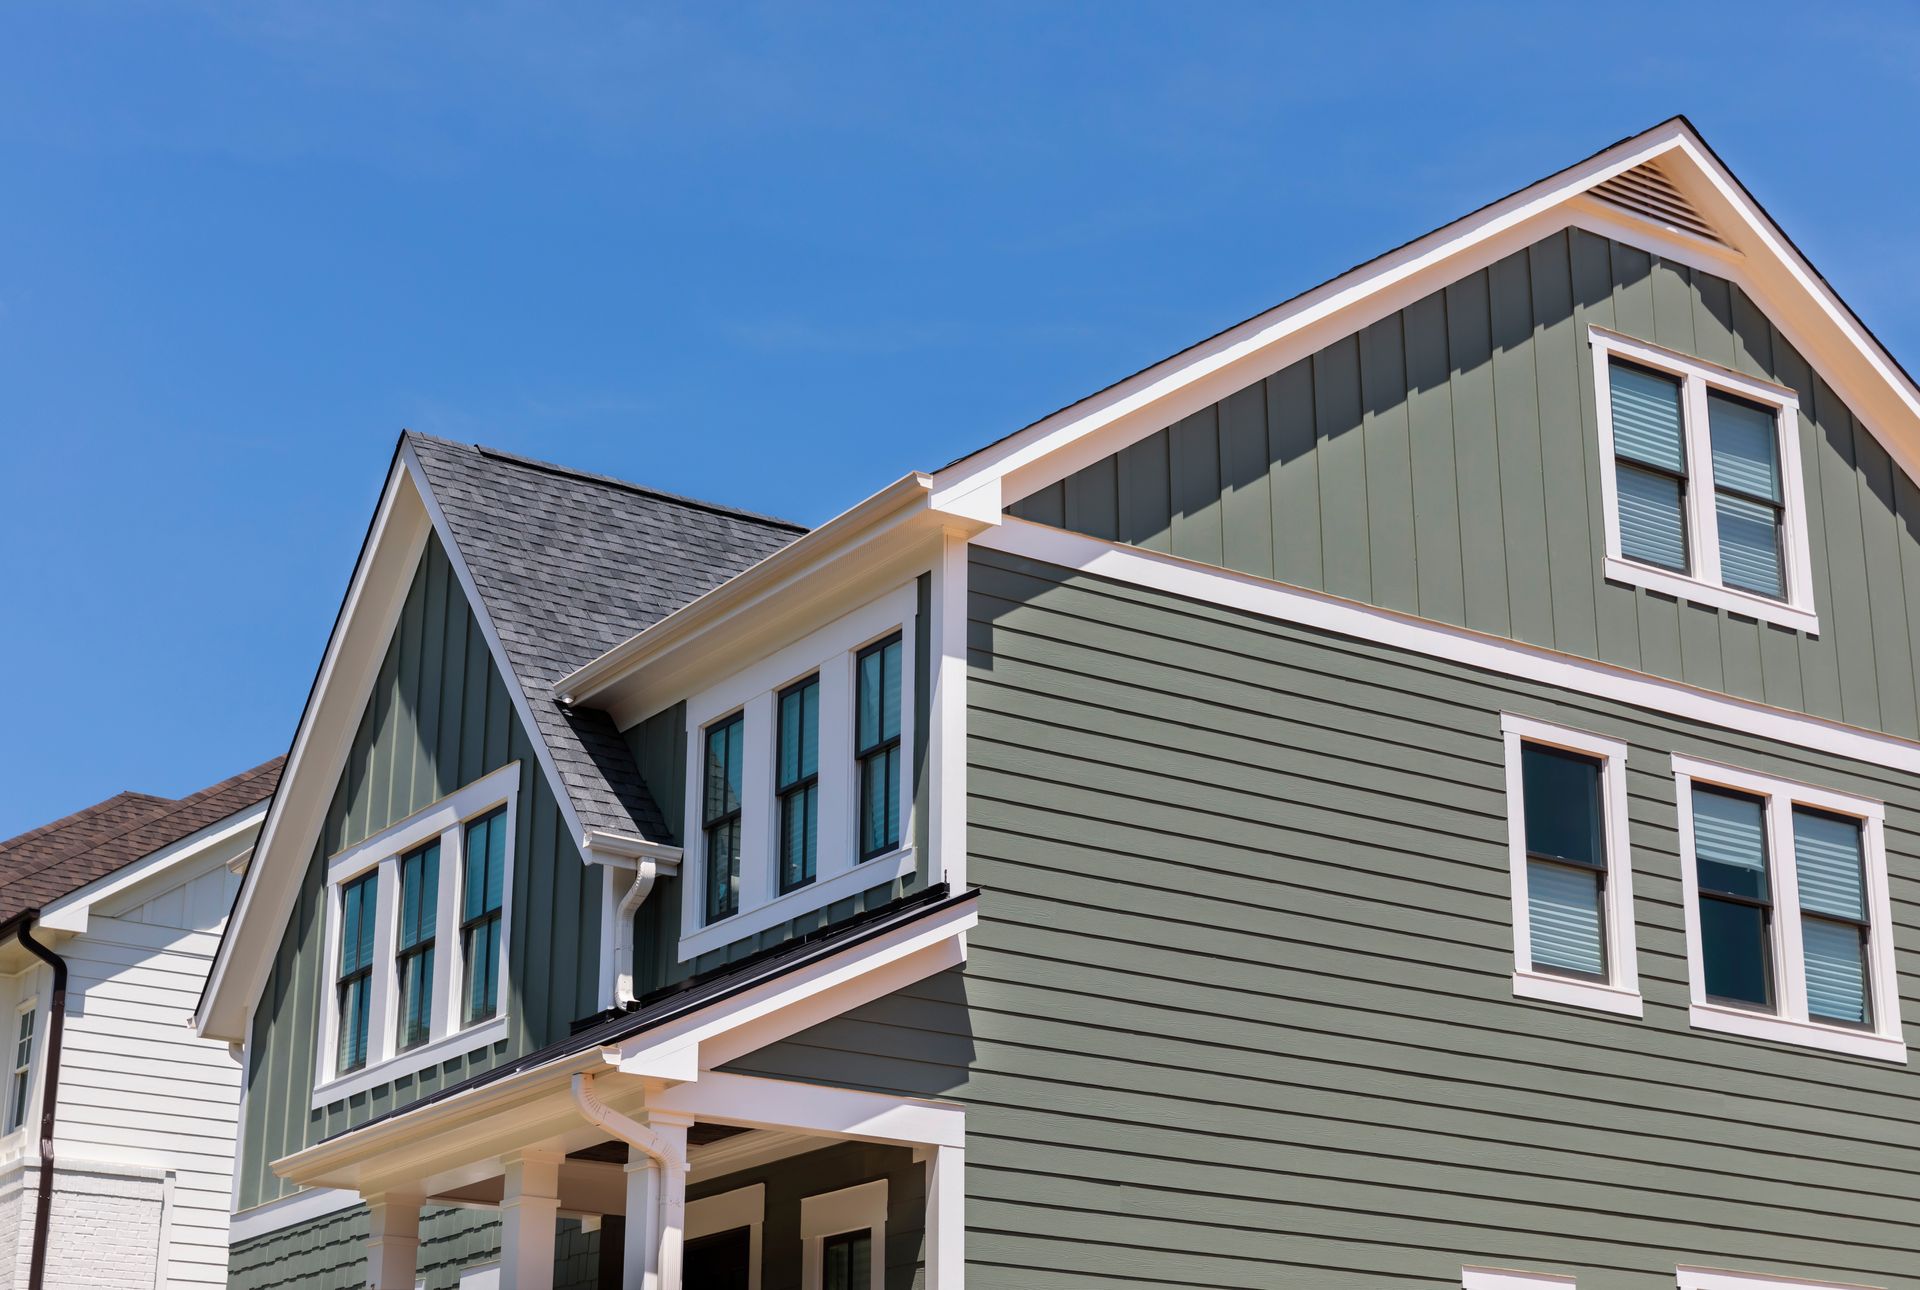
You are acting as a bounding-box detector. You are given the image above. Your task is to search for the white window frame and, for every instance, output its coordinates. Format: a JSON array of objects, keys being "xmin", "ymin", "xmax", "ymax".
[
  {"xmin": 5, "ymin": 996, "xmax": 36, "ymax": 1136},
  {"xmin": 312, "ymin": 760, "xmax": 520, "ymax": 1106},
  {"xmin": 680, "ymin": 584, "xmax": 918, "ymax": 961},
  {"xmin": 1678, "ymin": 1267, "xmax": 1882, "ymax": 1290},
  {"xmin": 800, "ymin": 1178, "xmax": 886, "ymax": 1290},
  {"xmin": 1501, "ymin": 714, "xmax": 1641, "ymax": 1017},
  {"xmin": 1671, "ymin": 754, "xmax": 1903, "ymax": 1063},
  {"xmin": 686, "ymin": 1182, "xmax": 764, "ymax": 1290},
  {"xmin": 1590, "ymin": 325, "xmax": 1818, "ymax": 633},
  {"xmin": 1464, "ymin": 1270, "xmax": 1576, "ymax": 1290}
]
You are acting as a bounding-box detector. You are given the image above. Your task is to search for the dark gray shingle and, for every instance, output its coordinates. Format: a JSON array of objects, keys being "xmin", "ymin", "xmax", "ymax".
[{"xmin": 406, "ymin": 435, "xmax": 803, "ymax": 842}]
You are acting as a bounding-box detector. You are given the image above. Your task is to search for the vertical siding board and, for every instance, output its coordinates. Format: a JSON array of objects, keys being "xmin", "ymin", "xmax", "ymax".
[
  {"xmin": 1013, "ymin": 480, "xmax": 1064, "ymax": 528},
  {"xmin": 1116, "ymin": 429, "xmax": 1173, "ymax": 553},
  {"xmin": 1402, "ymin": 291, "xmax": 1465, "ymax": 624},
  {"xmin": 1812, "ymin": 378, "xmax": 1882, "ymax": 728},
  {"xmin": 1266, "ymin": 360, "xmax": 1322, "ymax": 588},
  {"xmin": 397, "ymin": 556, "xmax": 428, "ymax": 818},
  {"xmin": 1894, "ymin": 472, "xmax": 1920, "ymax": 736},
  {"xmin": 1527, "ymin": 233, "xmax": 1598, "ymax": 659},
  {"xmin": 1062, "ymin": 454, "xmax": 1119, "ymax": 543},
  {"xmin": 1569, "ymin": 229, "xmax": 1640, "ymax": 670},
  {"xmin": 1360, "ymin": 313, "xmax": 1418, "ymax": 612},
  {"xmin": 1315, "ymin": 335, "xmax": 1371, "ymax": 601},
  {"xmin": 1854, "ymin": 421, "xmax": 1918, "ymax": 738},
  {"xmin": 1168, "ymin": 405, "xmax": 1226, "ymax": 567},
  {"xmin": 1487, "ymin": 250, "xmax": 1554, "ymax": 647},
  {"xmin": 415, "ymin": 547, "xmax": 448, "ymax": 813},
  {"xmin": 1727, "ymin": 289, "xmax": 1805, "ymax": 710},
  {"xmin": 436, "ymin": 591, "xmax": 469, "ymax": 802},
  {"xmin": 1446, "ymin": 270, "xmax": 1510, "ymax": 636},
  {"xmin": 1771, "ymin": 338, "xmax": 1843, "ymax": 718},
  {"xmin": 461, "ymin": 624, "xmax": 490, "ymax": 786},
  {"xmin": 1217, "ymin": 382, "xmax": 1275, "ymax": 580}
]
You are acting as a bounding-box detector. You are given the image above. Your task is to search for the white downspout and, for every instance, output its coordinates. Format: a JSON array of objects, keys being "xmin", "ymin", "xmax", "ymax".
[
  {"xmin": 581, "ymin": 832, "xmax": 682, "ymax": 1009},
  {"xmin": 571, "ymin": 1072, "xmax": 692, "ymax": 1290}
]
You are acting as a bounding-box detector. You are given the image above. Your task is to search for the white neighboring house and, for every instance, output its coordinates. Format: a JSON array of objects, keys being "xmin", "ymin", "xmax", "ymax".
[{"xmin": 0, "ymin": 759, "xmax": 280, "ymax": 1290}]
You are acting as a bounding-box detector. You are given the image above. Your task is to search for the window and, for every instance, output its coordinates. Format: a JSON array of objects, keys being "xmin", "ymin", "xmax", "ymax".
[
  {"xmin": 800, "ymin": 1179, "xmax": 885, "ymax": 1290},
  {"xmin": 1590, "ymin": 326, "xmax": 1816, "ymax": 632},
  {"xmin": 777, "ymin": 676, "xmax": 821, "ymax": 894},
  {"xmin": 461, "ymin": 806, "xmax": 507, "ymax": 1026},
  {"xmin": 336, "ymin": 869, "xmax": 378, "ymax": 1074},
  {"xmin": 1678, "ymin": 1269, "xmax": 1879, "ymax": 1290},
  {"xmin": 395, "ymin": 840, "xmax": 439, "ymax": 1052},
  {"xmin": 703, "ymin": 712, "xmax": 746, "ymax": 923},
  {"xmin": 680, "ymin": 585, "xmax": 919, "ymax": 960},
  {"xmin": 1673, "ymin": 755, "xmax": 1903, "ymax": 1062},
  {"xmin": 1463, "ymin": 1272, "xmax": 1576, "ymax": 1290},
  {"xmin": 1501, "ymin": 714, "xmax": 1640, "ymax": 1016},
  {"xmin": 856, "ymin": 633, "xmax": 903, "ymax": 860},
  {"xmin": 314, "ymin": 761, "xmax": 518, "ymax": 1106},
  {"xmin": 686, "ymin": 1183, "xmax": 764, "ymax": 1290},
  {"xmin": 6, "ymin": 1004, "xmax": 34, "ymax": 1133}
]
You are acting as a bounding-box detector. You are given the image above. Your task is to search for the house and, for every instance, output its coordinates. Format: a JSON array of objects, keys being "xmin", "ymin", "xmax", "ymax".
[
  {"xmin": 196, "ymin": 115, "xmax": 1920, "ymax": 1288},
  {"xmin": 0, "ymin": 758, "xmax": 281, "ymax": 1289}
]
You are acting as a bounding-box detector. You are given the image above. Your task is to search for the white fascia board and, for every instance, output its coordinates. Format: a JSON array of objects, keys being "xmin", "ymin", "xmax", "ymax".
[
  {"xmin": 979, "ymin": 520, "xmax": 1920, "ymax": 778},
  {"xmin": 197, "ymin": 457, "xmax": 428, "ymax": 1042},
  {"xmin": 931, "ymin": 118, "xmax": 1920, "ymax": 520},
  {"xmin": 38, "ymin": 798, "xmax": 267, "ymax": 935}
]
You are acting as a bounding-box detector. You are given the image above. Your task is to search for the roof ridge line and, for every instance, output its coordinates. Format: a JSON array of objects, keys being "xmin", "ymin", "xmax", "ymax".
[{"xmin": 404, "ymin": 432, "xmax": 809, "ymax": 533}]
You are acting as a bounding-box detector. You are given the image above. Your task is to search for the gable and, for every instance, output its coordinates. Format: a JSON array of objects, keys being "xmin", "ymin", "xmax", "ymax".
[
  {"xmin": 1010, "ymin": 228, "xmax": 1920, "ymax": 742},
  {"xmin": 236, "ymin": 532, "xmax": 598, "ymax": 1209}
]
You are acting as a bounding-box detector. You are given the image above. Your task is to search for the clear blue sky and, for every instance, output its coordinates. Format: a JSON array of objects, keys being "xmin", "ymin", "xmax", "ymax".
[{"xmin": 2, "ymin": 3, "xmax": 1916, "ymax": 836}]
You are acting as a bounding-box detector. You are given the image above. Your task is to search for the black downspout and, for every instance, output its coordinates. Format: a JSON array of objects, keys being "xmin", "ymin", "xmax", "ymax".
[{"xmin": 17, "ymin": 914, "xmax": 66, "ymax": 1290}]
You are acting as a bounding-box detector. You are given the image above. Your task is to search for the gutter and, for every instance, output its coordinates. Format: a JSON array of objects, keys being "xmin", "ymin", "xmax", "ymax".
[{"xmin": 15, "ymin": 913, "xmax": 66, "ymax": 1290}]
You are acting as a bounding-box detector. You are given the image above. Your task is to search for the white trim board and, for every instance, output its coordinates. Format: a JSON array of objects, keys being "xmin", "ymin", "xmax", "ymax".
[
  {"xmin": 228, "ymin": 1185, "xmax": 362, "ymax": 1244},
  {"xmin": 976, "ymin": 519, "xmax": 1920, "ymax": 776},
  {"xmin": 1464, "ymin": 1272, "xmax": 1577, "ymax": 1290},
  {"xmin": 1677, "ymin": 1270, "xmax": 1881, "ymax": 1290}
]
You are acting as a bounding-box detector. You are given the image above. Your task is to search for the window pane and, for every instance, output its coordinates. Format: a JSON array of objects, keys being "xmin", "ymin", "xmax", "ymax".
[
  {"xmin": 856, "ymin": 648, "xmax": 881, "ymax": 751},
  {"xmin": 704, "ymin": 716, "xmax": 743, "ymax": 823},
  {"xmin": 1610, "ymin": 362, "xmax": 1687, "ymax": 473},
  {"xmin": 1520, "ymin": 744, "xmax": 1603, "ymax": 868},
  {"xmin": 338, "ymin": 975, "xmax": 371, "ymax": 1072},
  {"xmin": 880, "ymin": 638, "xmax": 902, "ymax": 742},
  {"xmin": 823, "ymin": 1230, "xmax": 872, "ymax": 1290},
  {"xmin": 781, "ymin": 783, "xmax": 817, "ymax": 893},
  {"xmin": 1793, "ymin": 807, "xmax": 1866, "ymax": 922},
  {"xmin": 1699, "ymin": 895, "xmax": 1773, "ymax": 1007},
  {"xmin": 706, "ymin": 816, "xmax": 741, "ymax": 923},
  {"xmin": 1708, "ymin": 392, "xmax": 1781, "ymax": 502},
  {"xmin": 1803, "ymin": 917, "xmax": 1870, "ymax": 1025},
  {"xmin": 861, "ymin": 744, "xmax": 900, "ymax": 858},
  {"xmin": 778, "ymin": 677, "xmax": 820, "ymax": 790},
  {"xmin": 464, "ymin": 808, "xmax": 507, "ymax": 923},
  {"xmin": 1714, "ymin": 492, "xmax": 1784, "ymax": 599},
  {"xmin": 400, "ymin": 841, "xmax": 439, "ymax": 949},
  {"xmin": 1692, "ymin": 787, "xmax": 1769, "ymax": 901},
  {"xmin": 1527, "ymin": 859, "xmax": 1605, "ymax": 978},
  {"xmin": 397, "ymin": 944, "xmax": 434, "ymax": 1050},
  {"xmin": 464, "ymin": 916, "xmax": 501, "ymax": 1025},
  {"xmin": 1615, "ymin": 464, "xmax": 1688, "ymax": 572}
]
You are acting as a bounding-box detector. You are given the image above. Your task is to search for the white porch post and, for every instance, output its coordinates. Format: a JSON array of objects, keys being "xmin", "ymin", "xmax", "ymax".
[
  {"xmin": 364, "ymin": 1192, "xmax": 422, "ymax": 1290},
  {"xmin": 925, "ymin": 1145, "xmax": 965, "ymax": 1289},
  {"xmin": 621, "ymin": 1111, "xmax": 691, "ymax": 1290},
  {"xmin": 500, "ymin": 1149, "xmax": 563, "ymax": 1290}
]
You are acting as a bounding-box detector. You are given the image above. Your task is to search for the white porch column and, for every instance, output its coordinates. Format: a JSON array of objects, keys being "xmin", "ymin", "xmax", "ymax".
[
  {"xmin": 621, "ymin": 1111, "xmax": 692, "ymax": 1290},
  {"xmin": 500, "ymin": 1149, "xmax": 563, "ymax": 1290},
  {"xmin": 925, "ymin": 1145, "xmax": 965, "ymax": 1289},
  {"xmin": 364, "ymin": 1192, "xmax": 423, "ymax": 1290}
]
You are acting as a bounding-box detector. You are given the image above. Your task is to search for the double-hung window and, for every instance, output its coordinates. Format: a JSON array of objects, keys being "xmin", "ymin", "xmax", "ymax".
[
  {"xmin": 1673, "ymin": 755, "xmax": 1902, "ymax": 1062},
  {"xmin": 315, "ymin": 761, "xmax": 518, "ymax": 1105},
  {"xmin": 1591, "ymin": 327, "xmax": 1815, "ymax": 632},
  {"xmin": 6, "ymin": 1003, "xmax": 35, "ymax": 1133},
  {"xmin": 682, "ymin": 585, "xmax": 919, "ymax": 960},
  {"xmin": 855, "ymin": 633, "xmax": 903, "ymax": 860},
  {"xmin": 1501, "ymin": 715, "xmax": 1639, "ymax": 1015}
]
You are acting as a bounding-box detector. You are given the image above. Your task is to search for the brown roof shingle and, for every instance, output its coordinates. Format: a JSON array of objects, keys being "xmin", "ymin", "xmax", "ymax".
[{"xmin": 0, "ymin": 758, "xmax": 284, "ymax": 926}]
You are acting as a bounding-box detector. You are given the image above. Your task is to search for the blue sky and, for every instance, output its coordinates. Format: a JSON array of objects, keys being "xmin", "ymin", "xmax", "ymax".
[{"xmin": 2, "ymin": 2, "xmax": 1916, "ymax": 835}]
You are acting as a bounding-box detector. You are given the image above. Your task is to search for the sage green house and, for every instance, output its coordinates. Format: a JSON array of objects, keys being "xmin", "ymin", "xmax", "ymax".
[{"xmin": 198, "ymin": 118, "xmax": 1920, "ymax": 1289}]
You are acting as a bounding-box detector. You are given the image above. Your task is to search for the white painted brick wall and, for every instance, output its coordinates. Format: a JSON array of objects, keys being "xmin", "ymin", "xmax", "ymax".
[{"xmin": 0, "ymin": 1164, "xmax": 165, "ymax": 1290}]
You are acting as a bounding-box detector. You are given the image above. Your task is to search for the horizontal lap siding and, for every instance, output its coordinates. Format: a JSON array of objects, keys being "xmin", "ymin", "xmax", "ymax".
[
  {"xmin": 238, "ymin": 533, "xmax": 597, "ymax": 1221},
  {"xmin": 1010, "ymin": 228, "xmax": 1920, "ymax": 741},
  {"xmin": 729, "ymin": 546, "xmax": 1920, "ymax": 1289}
]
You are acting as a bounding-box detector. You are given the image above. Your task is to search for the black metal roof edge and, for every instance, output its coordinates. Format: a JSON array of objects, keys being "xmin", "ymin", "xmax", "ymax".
[{"xmin": 319, "ymin": 883, "xmax": 975, "ymax": 1143}]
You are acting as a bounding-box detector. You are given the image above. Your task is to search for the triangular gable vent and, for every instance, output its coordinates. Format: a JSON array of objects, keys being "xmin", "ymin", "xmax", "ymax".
[{"xmin": 1591, "ymin": 159, "xmax": 1726, "ymax": 245}]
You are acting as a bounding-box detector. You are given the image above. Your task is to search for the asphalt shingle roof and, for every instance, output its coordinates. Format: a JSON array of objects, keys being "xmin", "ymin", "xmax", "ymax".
[
  {"xmin": 405, "ymin": 434, "xmax": 804, "ymax": 841},
  {"xmin": 0, "ymin": 758, "xmax": 284, "ymax": 926}
]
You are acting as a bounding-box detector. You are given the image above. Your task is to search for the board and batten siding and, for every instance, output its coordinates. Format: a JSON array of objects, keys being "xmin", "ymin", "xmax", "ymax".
[
  {"xmin": 236, "ymin": 532, "xmax": 601, "ymax": 1219},
  {"xmin": 1011, "ymin": 228, "xmax": 1920, "ymax": 741},
  {"xmin": 723, "ymin": 545, "xmax": 1920, "ymax": 1288},
  {"xmin": 623, "ymin": 574, "xmax": 938, "ymax": 996},
  {"xmin": 56, "ymin": 853, "xmax": 245, "ymax": 1285}
]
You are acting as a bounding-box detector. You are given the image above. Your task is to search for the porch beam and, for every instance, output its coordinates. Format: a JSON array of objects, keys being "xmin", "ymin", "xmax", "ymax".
[{"xmin": 647, "ymin": 1071, "xmax": 965, "ymax": 1149}]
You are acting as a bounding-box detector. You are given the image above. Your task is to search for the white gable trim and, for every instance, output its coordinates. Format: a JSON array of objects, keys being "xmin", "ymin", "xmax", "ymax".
[
  {"xmin": 37, "ymin": 798, "xmax": 266, "ymax": 936},
  {"xmin": 930, "ymin": 119, "xmax": 1920, "ymax": 520}
]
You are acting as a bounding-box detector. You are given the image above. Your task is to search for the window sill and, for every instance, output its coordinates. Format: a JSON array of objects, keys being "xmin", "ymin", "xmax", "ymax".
[
  {"xmin": 679, "ymin": 847, "xmax": 917, "ymax": 961},
  {"xmin": 1688, "ymin": 1001, "xmax": 1906, "ymax": 1064},
  {"xmin": 1512, "ymin": 971, "xmax": 1644, "ymax": 1018},
  {"xmin": 310, "ymin": 1014, "xmax": 511, "ymax": 1109},
  {"xmin": 1603, "ymin": 557, "xmax": 1819, "ymax": 634}
]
